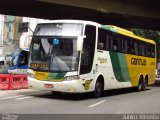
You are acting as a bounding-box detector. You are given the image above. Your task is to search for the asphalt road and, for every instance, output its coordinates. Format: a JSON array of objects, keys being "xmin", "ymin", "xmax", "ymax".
[{"xmin": 0, "ymin": 83, "xmax": 160, "ymax": 120}]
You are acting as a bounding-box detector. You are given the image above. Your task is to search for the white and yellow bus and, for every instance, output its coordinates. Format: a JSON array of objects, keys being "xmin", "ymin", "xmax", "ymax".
[{"xmin": 28, "ymin": 20, "xmax": 156, "ymax": 97}]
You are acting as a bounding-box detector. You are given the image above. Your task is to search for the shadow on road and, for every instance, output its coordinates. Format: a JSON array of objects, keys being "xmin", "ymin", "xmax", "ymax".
[
  {"xmin": 28, "ymin": 87, "xmax": 151, "ymax": 101},
  {"xmin": 13, "ymin": 81, "xmax": 160, "ymax": 101}
]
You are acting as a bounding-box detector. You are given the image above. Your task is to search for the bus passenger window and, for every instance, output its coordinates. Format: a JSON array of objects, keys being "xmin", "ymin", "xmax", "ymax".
[
  {"xmin": 112, "ymin": 36, "xmax": 119, "ymax": 52},
  {"xmin": 127, "ymin": 40, "xmax": 134, "ymax": 54},
  {"xmin": 113, "ymin": 45, "xmax": 117, "ymax": 51},
  {"xmin": 151, "ymin": 45, "xmax": 155, "ymax": 58},
  {"xmin": 98, "ymin": 28, "xmax": 107, "ymax": 50},
  {"xmin": 98, "ymin": 42, "xmax": 104, "ymax": 49},
  {"xmin": 121, "ymin": 39, "xmax": 127, "ymax": 53},
  {"xmin": 139, "ymin": 42, "xmax": 145, "ymax": 56},
  {"xmin": 151, "ymin": 51, "xmax": 155, "ymax": 58},
  {"xmin": 134, "ymin": 41, "xmax": 138, "ymax": 55},
  {"xmin": 146, "ymin": 44, "xmax": 151, "ymax": 57},
  {"xmin": 106, "ymin": 35, "xmax": 112, "ymax": 51}
]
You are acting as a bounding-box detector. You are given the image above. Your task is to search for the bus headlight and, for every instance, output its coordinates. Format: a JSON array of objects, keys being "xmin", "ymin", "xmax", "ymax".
[
  {"xmin": 27, "ymin": 72, "xmax": 36, "ymax": 78},
  {"xmin": 27, "ymin": 70, "xmax": 36, "ymax": 78},
  {"xmin": 27, "ymin": 69, "xmax": 36, "ymax": 78},
  {"xmin": 64, "ymin": 75, "xmax": 79, "ymax": 81}
]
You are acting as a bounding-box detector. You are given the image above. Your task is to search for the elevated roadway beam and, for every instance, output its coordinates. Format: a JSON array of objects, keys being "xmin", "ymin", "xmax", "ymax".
[
  {"xmin": 0, "ymin": 0, "xmax": 160, "ymax": 30},
  {"xmin": 38, "ymin": 0, "xmax": 160, "ymax": 19}
]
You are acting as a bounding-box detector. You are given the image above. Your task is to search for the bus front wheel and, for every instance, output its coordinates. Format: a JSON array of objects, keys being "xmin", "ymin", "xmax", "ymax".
[{"xmin": 92, "ymin": 79, "xmax": 104, "ymax": 98}]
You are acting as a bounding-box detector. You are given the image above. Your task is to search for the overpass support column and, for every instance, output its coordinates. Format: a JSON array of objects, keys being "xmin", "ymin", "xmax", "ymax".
[{"xmin": 3, "ymin": 15, "xmax": 22, "ymax": 55}]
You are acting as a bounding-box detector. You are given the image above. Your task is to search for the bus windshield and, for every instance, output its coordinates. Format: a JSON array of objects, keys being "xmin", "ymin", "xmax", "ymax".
[
  {"xmin": 30, "ymin": 37, "xmax": 79, "ymax": 72},
  {"xmin": 34, "ymin": 23, "xmax": 83, "ymax": 36},
  {"xmin": 30, "ymin": 23, "xmax": 83, "ymax": 72}
]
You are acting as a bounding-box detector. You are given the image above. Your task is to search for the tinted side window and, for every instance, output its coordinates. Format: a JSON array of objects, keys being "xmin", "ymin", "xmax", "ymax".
[
  {"xmin": 138, "ymin": 42, "xmax": 146, "ymax": 56},
  {"xmin": 97, "ymin": 28, "xmax": 113, "ymax": 51},
  {"xmin": 151, "ymin": 44, "xmax": 155, "ymax": 58},
  {"xmin": 121, "ymin": 38, "xmax": 127, "ymax": 53},
  {"xmin": 80, "ymin": 25, "xmax": 96, "ymax": 74},
  {"xmin": 112, "ymin": 34, "xmax": 119, "ymax": 52},
  {"xmin": 98, "ymin": 28, "xmax": 106, "ymax": 50}
]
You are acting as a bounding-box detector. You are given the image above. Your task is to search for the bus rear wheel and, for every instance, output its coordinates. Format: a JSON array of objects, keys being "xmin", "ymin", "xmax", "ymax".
[
  {"xmin": 142, "ymin": 79, "xmax": 147, "ymax": 91},
  {"xmin": 137, "ymin": 77, "xmax": 143, "ymax": 92},
  {"xmin": 92, "ymin": 79, "xmax": 103, "ymax": 98}
]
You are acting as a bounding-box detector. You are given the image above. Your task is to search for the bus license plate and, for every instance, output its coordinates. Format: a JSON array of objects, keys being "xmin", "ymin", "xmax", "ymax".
[{"xmin": 44, "ymin": 84, "xmax": 53, "ymax": 88}]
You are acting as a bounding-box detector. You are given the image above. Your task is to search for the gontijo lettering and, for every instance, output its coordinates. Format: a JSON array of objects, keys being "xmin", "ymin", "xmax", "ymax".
[{"xmin": 131, "ymin": 58, "xmax": 146, "ymax": 66}]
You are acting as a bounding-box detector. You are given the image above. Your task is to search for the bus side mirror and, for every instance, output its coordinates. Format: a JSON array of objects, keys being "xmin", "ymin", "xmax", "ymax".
[
  {"xmin": 18, "ymin": 22, "xmax": 33, "ymax": 33},
  {"xmin": 77, "ymin": 36, "xmax": 85, "ymax": 51},
  {"xmin": 18, "ymin": 22, "xmax": 29, "ymax": 33}
]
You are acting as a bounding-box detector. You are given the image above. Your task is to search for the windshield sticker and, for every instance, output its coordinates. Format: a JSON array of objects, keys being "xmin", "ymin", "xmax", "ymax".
[
  {"xmin": 53, "ymin": 39, "xmax": 59, "ymax": 45},
  {"xmin": 31, "ymin": 63, "xmax": 48, "ymax": 67}
]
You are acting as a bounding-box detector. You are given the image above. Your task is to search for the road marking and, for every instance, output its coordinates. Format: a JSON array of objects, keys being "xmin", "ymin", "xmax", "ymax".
[
  {"xmin": 15, "ymin": 96, "xmax": 33, "ymax": 100},
  {"xmin": 116, "ymin": 111, "xmax": 122, "ymax": 114},
  {"xmin": 0, "ymin": 91, "xmax": 48, "ymax": 100},
  {"xmin": 89, "ymin": 100, "xmax": 106, "ymax": 108},
  {"xmin": 0, "ymin": 95, "xmax": 25, "ymax": 100}
]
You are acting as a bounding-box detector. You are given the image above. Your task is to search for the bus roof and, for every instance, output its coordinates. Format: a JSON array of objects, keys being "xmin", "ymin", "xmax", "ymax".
[
  {"xmin": 36, "ymin": 20, "xmax": 155, "ymax": 45},
  {"xmin": 37, "ymin": 19, "xmax": 101, "ymax": 27},
  {"xmin": 103, "ymin": 25, "xmax": 156, "ymax": 45}
]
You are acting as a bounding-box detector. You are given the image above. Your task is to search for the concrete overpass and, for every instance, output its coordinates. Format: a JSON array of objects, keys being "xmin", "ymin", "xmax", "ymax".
[{"xmin": 0, "ymin": 0, "xmax": 160, "ymax": 30}]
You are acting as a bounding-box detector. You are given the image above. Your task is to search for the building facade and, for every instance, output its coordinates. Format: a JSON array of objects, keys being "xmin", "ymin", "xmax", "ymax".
[{"xmin": 0, "ymin": 15, "xmax": 48, "ymax": 56}]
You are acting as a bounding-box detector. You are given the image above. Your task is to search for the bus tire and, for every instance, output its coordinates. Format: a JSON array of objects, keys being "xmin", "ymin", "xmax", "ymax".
[
  {"xmin": 142, "ymin": 76, "xmax": 148, "ymax": 91},
  {"xmin": 92, "ymin": 78, "xmax": 104, "ymax": 98},
  {"xmin": 51, "ymin": 91, "xmax": 61, "ymax": 96},
  {"xmin": 137, "ymin": 77, "xmax": 143, "ymax": 92}
]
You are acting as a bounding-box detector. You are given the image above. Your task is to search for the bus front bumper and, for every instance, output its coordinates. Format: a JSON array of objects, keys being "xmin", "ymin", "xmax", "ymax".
[{"xmin": 28, "ymin": 77, "xmax": 80, "ymax": 93}]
